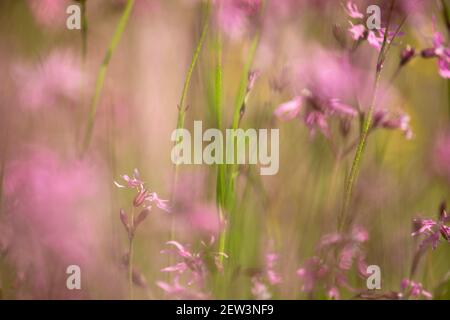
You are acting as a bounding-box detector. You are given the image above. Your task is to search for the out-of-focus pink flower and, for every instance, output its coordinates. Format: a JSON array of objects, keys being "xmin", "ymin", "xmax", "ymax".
[
  {"xmin": 249, "ymin": 252, "xmax": 281, "ymax": 299},
  {"xmin": 2, "ymin": 147, "xmax": 108, "ymax": 298},
  {"xmin": 216, "ymin": 0, "xmax": 261, "ymax": 39},
  {"xmin": 329, "ymin": 99, "xmax": 358, "ymax": 117},
  {"xmin": 420, "ymin": 18, "xmax": 450, "ymax": 79},
  {"xmin": 400, "ymin": 279, "xmax": 432, "ymax": 300},
  {"xmin": 13, "ymin": 50, "xmax": 84, "ymax": 111},
  {"xmin": 327, "ymin": 287, "xmax": 340, "ymax": 300},
  {"xmin": 27, "ymin": 0, "xmax": 69, "ymax": 28},
  {"xmin": 160, "ymin": 239, "xmax": 227, "ymax": 287},
  {"xmin": 349, "ymin": 22, "xmax": 366, "ymax": 41},
  {"xmin": 412, "ymin": 203, "xmax": 450, "ymax": 250},
  {"xmin": 275, "ymin": 89, "xmax": 357, "ymax": 138},
  {"xmin": 158, "ymin": 239, "xmax": 226, "ymax": 298},
  {"xmin": 344, "ymin": 2, "xmax": 399, "ymax": 52},
  {"xmin": 172, "ymin": 173, "xmax": 222, "ymax": 235},
  {"xmin": 296, "ymin": 256, "xmax": 329, "ymax": 293},
  {"xmin": 265, "ymin": 253, "xmax": 282, "ymax": 285},
  {"xmin": 372, "ymin": 109, "xmax": 413, "ymax": 139},
  {"xmin": 366, "ymin": 30, "xmax": 384, "ymax": 51},
  {"xmin": 345, "ymin": 1, "xmax": 364, "ymax": 19},
  {"xmin": 160, "ymin": 241, "xmax": 205, "ymax": 285},
  {"xmin": 297, "ymin": 226, "xmax": 369, "ymax": 298},
  {"xmin": 156, "ymin": 275, "xmax": 208, "ymax": 299},
  {"xmin": 251, "ymin": 277, "xmax": 271, "ymax": 300},
  {"xmin": 273, "ymin": 96, "xmax": 302, "ymax": 121}
]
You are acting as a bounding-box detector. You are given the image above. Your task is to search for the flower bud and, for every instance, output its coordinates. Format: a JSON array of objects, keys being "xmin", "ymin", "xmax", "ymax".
[
  {"xmin": 400, "ymin": 45, "xmax": 415, "ymax": 66},
  {"xmin": 421, "ymin": 48, "xmax": 437, "ymax": 58},
  {"xmin": 133, "ymin": 189, "xmax": 149, "ymax": 207},
  {"xmin": 119, "ymin": 208, "xmax": 129, "ymax": 232},
  {"xmin": 134, "ymin": 208, "xmax": 150, "ymax": 229}
]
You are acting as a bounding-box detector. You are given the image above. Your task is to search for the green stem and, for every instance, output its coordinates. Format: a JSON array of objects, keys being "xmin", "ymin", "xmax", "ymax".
[
  {"xmin": 80, "ymin": 0, "xmax": 88, "ymax": 60},
  {"xmin": 174, "ymin": 1, "xmax": 211, "ymax": 135},
  {"xmin": 443, "ymin": 0, "xmax": 450, "ymax": 120},
  {"xmin": 128, "ymin": 208, "xmax": 135, "ymax": 300},
  {"xmin": 171, "ymin": 0, "xmax": 211, "ymax": 223},
  {"xmin": 81, "ymin": 0, "xmax": 134, "ymax": 154},
  {"xmin": 339, "ymin": 72, "xmax": 382, "ymax": 231},
  {"xmin": 339, "ymin": 0, "xmax": 399, "ymax": 232}
]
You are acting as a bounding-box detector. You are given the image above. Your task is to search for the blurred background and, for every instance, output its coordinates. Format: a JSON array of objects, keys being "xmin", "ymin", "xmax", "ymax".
[{"xmin": 0, "ymin": 0, "xmax": 449, "ymax": 299}]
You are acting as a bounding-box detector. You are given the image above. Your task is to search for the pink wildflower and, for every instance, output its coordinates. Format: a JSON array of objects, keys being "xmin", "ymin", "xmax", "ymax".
[
  {"xmin": 275, "ymin": 90, "xmax": 357, "ymax": 138},
  {"xmin": 2, "ymin": 147, "xmax": 109, "ymax": 298},
  {"xmin": 13, "ymin": 50, "xmax": 84, "ymax": 110},
  {"xmin": 412, "ymin": 203, "xmax": 450, "ymax": 250},
  {"xmin": 401, "ymin": 279, "xmax": 432, "ymax": 300},
  {"xmin": 216, "ymin": 0, "xmax": 261, "ymax": 39},
  {"xmin": 297, "ymin": 226, "xmax": 369, "ymax": 298},
  {"xmin": 114, "ymin": 169, "xmax": 170, "ymax": 212},
  {"xmin": 344, "ymin": 1, "xmax": 364, "ymax": 19},
  {"xmin": 27, "ymin": 0, "xmax": 68, "ymax": 28}
]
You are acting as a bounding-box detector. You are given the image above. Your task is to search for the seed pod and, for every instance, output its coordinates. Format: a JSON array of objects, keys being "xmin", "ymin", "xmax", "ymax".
[
  {"xmin": 439, "ymin": 201, "xmax": 447, "ymax": 220},
  {"xmin": 132, "ymin": 267, "xmax": 148, "ymax": 288},
  {"xmin": 134, "ymin": 208, "xmax": 150, "ymax": 229},
  {"xmin": 421, "ymin": 48, "xmax": 437, "ymax": 58},
  {"xmin": 400, "ymin": 45, "xmax": 415, "ymax": 66},
  {"xmin": 133, "ymin": 189, "xmax": 149, "ymax": 207},
  {"xmin": 332, "ymin": 24, "xmax": 347, "ymax": 49},
  {"xmin": 119, "ymin": 209, "xmax": 130, "ymax": 232}
]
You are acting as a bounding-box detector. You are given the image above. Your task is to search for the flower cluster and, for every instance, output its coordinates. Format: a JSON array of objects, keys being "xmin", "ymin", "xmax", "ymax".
[
  {"xmin": 274, "ymin": 89, "xmax": 357, "ymax": 139},
  {"xmin": 412, "ymin": 202, "xmax": 450, "ymax": 250},
  {"xmin": 400, "ymin": 279, "xmax": 432, "ymax": 300},
  {"xmin": 399, "ymin": 20, "xmax": 450, "ymax": 78},
  {"xmin": 296, "ymin": 227, "xmax": 369, "ymax": 299},
  {"xmin": 157, "ymin": 238, "xmax": 227, "ymax": 299},
  {"xmin": 345, "ymin": 1, "xmax": 396, "ymax": 51},
  {"xmin": 251, "ymin": 252, "xmax": 282, "ymax": 300}
]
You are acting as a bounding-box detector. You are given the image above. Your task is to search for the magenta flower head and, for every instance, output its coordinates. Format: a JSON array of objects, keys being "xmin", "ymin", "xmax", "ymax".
[
  {"xmin": 158, "ymin": 238, "xmax": 227, "ymax": 298},
  {"xmin": 344, "ymin": 1, "xmax": 399, "ymax": 52},
  {"xmin": 215, "ymin": 0, "xmax": 262, "ymax": 40},
  {"xmin": 412, "ymin": 202, "xmax": 450, "ymax": 250},
  {"xmin": 274, "ymin": 88, "xmax": 358, "ymax": 139},
  {"xmin": 372, "ymin": 109, "xmax": 413, "ymax": 139},
  {"xmin": 400, "ymin": 279, "xmax": 432, "ymax": 300},
  {"xmin": 114, "ymin": 168, "xmax": 170, "ymax": 212},
  {"xmin": 345, "ymin": 1, "xmax": 364, "ymax": 19},
  {"xmin": 296, "ymin": 226, "xmax": 369, "ymax": 299},
  {"xmin": 421, "ymin": 20, "xmax": 450, "ymax": 79}
]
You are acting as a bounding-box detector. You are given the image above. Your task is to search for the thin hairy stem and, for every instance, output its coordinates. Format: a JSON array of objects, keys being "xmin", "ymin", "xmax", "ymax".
[{"xmin": 339, "ymin": 1, "xmax": 402, "ymax": 232}]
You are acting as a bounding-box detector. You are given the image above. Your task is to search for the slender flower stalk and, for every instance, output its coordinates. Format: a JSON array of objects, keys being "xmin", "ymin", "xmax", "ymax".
[
  {"xmin": 81, "ymin": 0, "xmax": 134, "ymax": 154},
  {"xmin": 116, "ymin": 169, "xmax": 170, "ymax": 299},
  {"xmin": 441, "ymin": 0, "xmax": 450, "ymax": 119},
  {"xmin": 339, "ymin": 0, "xmax": 404, "ymax": 232},
  {"xmin": 79, "ymin": 0, "xmax": 88, "ymax": 60},
  {"xmin": 128, "ymin": 207, "xmax": 134, "ymax": 299}
]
